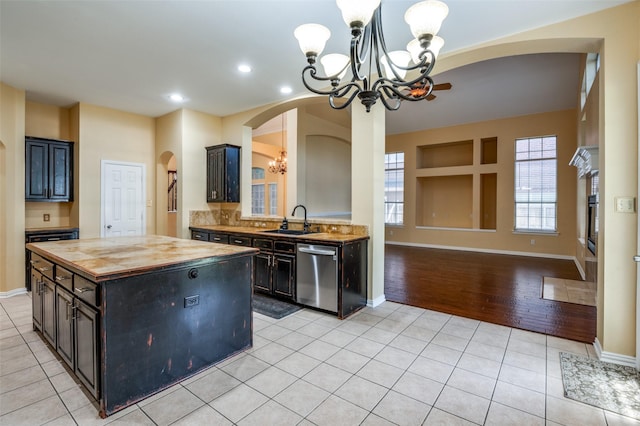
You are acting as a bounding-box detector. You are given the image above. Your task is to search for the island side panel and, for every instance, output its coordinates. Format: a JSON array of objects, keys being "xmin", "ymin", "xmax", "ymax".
[
  {"xmin": 339, "ymin": 240, "xmax": 368, "ymax": 319},
  {"xmin": 100, "ymin": 255, "xmax": 253, "ymax": 417}
]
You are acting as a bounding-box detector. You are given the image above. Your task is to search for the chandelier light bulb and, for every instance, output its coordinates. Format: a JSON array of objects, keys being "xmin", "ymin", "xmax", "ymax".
[
  {"xmin": 321, "ymin": 53, "xmax": 350, "ymax": 79},
  {"xmin": 404, "ymin": 0, "xmax": 449, "ymax": 41},
  {"xmin": 294, "ymin": 24, "xmax": 331, "ymax": 59},
  {"xmin": 336, "ymin": 0, "xmax": 381, "ymax": 29},
  {"xmin": 381, "ymin": 50, "xmax": 412, "ymax": 79}
]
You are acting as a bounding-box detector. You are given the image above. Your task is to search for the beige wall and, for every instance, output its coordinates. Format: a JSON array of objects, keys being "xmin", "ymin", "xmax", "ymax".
[
  {"xmin": 0, "ymin": 83, "xmax": 26, "ymax": 294},
  {"xmin": 387, "ymin": 109, "xmax": 578, "ymax": 256},
  {"xmin": 156, "ymin": 109, "xmax": 183, "ymax": 237},
  {"xmin": 76, "ymin": 103, "xmax": 156, "ymax": 238},
  {"xmin": 180, "ymin": 109, "xmax": 223, "ymax": 238}
]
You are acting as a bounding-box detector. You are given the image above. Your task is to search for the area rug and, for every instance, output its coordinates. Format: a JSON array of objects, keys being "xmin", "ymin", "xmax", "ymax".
[
  {"xmin": 559, "ymin": 352, "xmax": 640, "ymax": 419},
  {"xmin": 252, "ymin": 293, "xmax": 301, "ymax": 319}
]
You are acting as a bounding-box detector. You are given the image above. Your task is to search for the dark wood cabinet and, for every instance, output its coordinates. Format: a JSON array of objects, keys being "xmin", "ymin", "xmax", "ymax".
[
  {"xmin": 188, "ymin": 226, "xmax": 368, "ymax": 317},
  {"xmin": 75, "ymin": 299, "xmax": 99, "ymax": 398},
  {"xmin": 206, "ymin": 144, "xmax": 240, "ymax": 203},
  {"xmin": 31, "ymin": 257, "xmax": 100, "ymax": 400},
  {"xmin": 26, "ymin": 228, "xmax": 79, "ymax": 291},
  {"xmin": 42, "ymin": 276, "xmax": 57, "ymax": 347},
  {"xmin": 25, "ymin": 137, "xmax": 74, "ymax": 202},
  {"xmin": 273, "ymin": 253, "xmax": 295, "ymax": 299},
  {"xmin": 252, "ymin": 238, "xmax": 295, "ymax": 301},
  {"xmin": 56, "ymin": 286, "xmax": 74, "ymax": 367}
]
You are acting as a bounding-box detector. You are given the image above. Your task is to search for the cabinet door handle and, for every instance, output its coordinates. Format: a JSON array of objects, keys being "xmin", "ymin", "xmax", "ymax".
[
  {"xmin": 75, "ymin": 287, "xmax": 93, "ymax": 293},
  {"xmin": 66, "ymin": 301, "xmax": 71, "ymax": 320}
]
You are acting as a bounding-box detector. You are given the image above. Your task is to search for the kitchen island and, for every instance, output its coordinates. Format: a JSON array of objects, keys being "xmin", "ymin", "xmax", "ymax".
[{"xmin": 26, "ymin": 235, "xmax": 257, "ymax": 418}]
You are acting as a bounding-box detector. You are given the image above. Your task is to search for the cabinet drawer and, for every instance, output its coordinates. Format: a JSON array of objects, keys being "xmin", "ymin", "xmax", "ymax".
[
  {"xmin": 209, "ymin": 233, "xmax": 229, "ymax": 244},
  {"xmin": 274, "ymin": 241, "xmax": 296, "ymax": 254},
  {"xmin": 27, "ymin": 232, "xmax": 77, "ymax": 242},
  {"xmin": 55, "ymin": 265, "xmax": 74, "ymax": 292},
  {"xmin": 191, "ymin": 231, "xmax": 209, "ymax": 241},
  {"xmin": 253, "ymin": 238, "xmax": 273, "ymax": 251},
  {"xmin": 30, "ymin": 253, "xmax": 54, "ymax": 280},
  {"xmin": 74, "ymin": 275, "xmax": 98, "ymax": 308},
  {"xmin": 229, "ymin": 235, "xmax": 252, "ymax": 246}
]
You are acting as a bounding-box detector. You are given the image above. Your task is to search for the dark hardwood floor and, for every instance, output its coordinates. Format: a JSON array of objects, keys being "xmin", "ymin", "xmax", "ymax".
[{"xmin": 384, "ymin": 245, "xmax": 596, "ymax": 343}]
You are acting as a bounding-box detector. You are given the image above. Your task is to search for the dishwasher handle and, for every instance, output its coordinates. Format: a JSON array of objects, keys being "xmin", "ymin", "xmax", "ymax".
[{"xmin": 298, "ymin": 247, "xmax": 336, "ymax": 256}]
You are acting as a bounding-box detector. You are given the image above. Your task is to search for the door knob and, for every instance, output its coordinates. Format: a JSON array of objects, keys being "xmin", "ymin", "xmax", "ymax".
[
  {"xmin": 634, "ymin": 255, "xmax": 640, "ymax": 262},
  {"xmin": 107, "ymin": 225, "xmax": 112, "ymax": 229}
]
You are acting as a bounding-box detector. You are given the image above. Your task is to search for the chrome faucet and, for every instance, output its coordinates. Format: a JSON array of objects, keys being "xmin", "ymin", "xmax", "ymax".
[{"xmin": 291, "ymin": 204, "xmax": 310, "ymax": 233}]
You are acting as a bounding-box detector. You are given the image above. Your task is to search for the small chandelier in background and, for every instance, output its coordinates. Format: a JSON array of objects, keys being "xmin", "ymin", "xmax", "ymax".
[
  {"xmin": 294, "ymin": 0, "xmax": 448, "ymax": 112},
  {"xmin": 268, "ymin": 115, "xmax": 287, "ymax": 174}
]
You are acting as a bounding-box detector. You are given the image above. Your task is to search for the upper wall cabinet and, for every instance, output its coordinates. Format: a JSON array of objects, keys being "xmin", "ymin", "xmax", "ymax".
[
  {"xmin": 206, "ymin": 144, "xmax": 240, "ymax": 203},
  {"xmin": 25, "ymin": 136, "xmax": 74, "ymax": 202}
]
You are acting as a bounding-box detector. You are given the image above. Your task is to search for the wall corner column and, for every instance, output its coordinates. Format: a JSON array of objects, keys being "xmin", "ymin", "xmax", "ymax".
[{"xmin": 351, "ymin": 102, "xmax": 385, "ymax": 306}]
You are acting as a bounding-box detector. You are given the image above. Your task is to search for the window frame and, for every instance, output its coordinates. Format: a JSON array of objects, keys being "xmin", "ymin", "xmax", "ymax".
[
  {"xmin": 514, "ymin": 135, "xmax": 558, "ymax": 233},
  {"xmin": 384, "ymin": 151, "xmax": 405, "ymax": 226}
]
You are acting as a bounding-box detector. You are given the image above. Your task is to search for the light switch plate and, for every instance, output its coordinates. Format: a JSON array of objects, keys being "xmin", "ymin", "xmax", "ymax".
[{"xmin": 615, "ymin": 196, "xmax": 636, "ymax": 213}]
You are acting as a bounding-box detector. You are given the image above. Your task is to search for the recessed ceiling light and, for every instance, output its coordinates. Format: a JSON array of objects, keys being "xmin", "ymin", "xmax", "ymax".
[
  {"xmin": 280, "ymin": 86, "xmax": 292, "ymax": 94},
  {"xmin": 169, "ymin": 93, "xmax": 185, "ymax": 102},
  {"xmin": 238, "ymin": 64, "xmax": 252, "ymax": 73}
]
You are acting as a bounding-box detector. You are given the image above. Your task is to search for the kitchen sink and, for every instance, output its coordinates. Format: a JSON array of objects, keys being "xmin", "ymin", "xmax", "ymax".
[{"xmin": 261, "ymin": 229, "xmax": 315, "ymax": 235}]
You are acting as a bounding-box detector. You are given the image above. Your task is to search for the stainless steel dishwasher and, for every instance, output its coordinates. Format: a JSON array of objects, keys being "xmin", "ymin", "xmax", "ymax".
[{"xmin": 296, "ymin": 244, "xmax": 338, "ymax": 312}]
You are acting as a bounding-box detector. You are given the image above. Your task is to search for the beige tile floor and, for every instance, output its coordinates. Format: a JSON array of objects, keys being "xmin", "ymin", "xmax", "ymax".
[
  {"xmin": 1, "ymin": 293, "xmax": 638, "ymax": 426},
  {"xmin": 542, "ymin": 277, "xmax": 597, "ymax": 306}
]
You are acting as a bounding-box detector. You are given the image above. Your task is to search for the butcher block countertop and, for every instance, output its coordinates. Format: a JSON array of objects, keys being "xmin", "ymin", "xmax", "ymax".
[
  {"xmin": 190, "ymin": 225, "xmax": 369, "ymax": 243},
  {"xmin": 26, "ymin": 235, "xmax": 257, "ymax": 282}
]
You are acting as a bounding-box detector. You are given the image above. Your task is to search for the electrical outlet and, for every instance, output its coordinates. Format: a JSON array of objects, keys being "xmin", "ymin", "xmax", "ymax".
[
  {"xmin": 43, "ymin": 214, "xmax": 50, "ymax": 222},
  {"xmin": 615, "ymin": 196, "xmax": 636, "ymax": 213},
  {"xmin": 530, "ymin": 239, "xmax": 535, "ymax": 245},
  {"xmin": 146, "ymin": 199, "xmax": 153, "ymax": 207},
  {"xmin": 184, "ymin": 295, "xmax": 199, "ymax": 308}
]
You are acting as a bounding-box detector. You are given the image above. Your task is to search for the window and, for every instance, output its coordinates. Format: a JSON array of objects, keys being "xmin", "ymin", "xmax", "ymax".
[
  {"xmin": 514, "ymin": 136, "xmax": 557, "ymax": 231},
  {"xmin": 269, "ymin": 183, "xmax": 278, "ymax": 216},
  {"xmin": 252, "ymin": 184, "xmax": 265, "ymax": 215},
  {"xmin": 384, "ymin": 152, "xmax": 404, "ymax": 225}
]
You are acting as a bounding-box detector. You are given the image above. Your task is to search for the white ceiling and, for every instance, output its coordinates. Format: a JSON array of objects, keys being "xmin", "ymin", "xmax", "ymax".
[{"xmin": 0, "ymin": 1, "xmax": 629, "ymax": 135}]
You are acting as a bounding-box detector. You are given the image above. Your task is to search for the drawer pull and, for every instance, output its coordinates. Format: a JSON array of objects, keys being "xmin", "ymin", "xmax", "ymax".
[
  {"xmin": 56, "ymin": 276, "xmax": 70, "ymax": 282},
  {"xmin": 30, "ymin": 260, "xmax": 40, "ymax": 265},
  {"xmin": 75, "ymin": 287, "xmax": 93, "ymax": 293},
  {"xmin": 39, "ymin": 266, "xmax": 51, "ymax": 272},
  {"xmin": 233, "ymin": 240, "xmax": 243, "ymax": 244},
  {"xmin": 47, "ymin": 238, "xmax": 61, "ymax": 241},
  {"xmin": 213, "ymin": 237, "xmax": 221, "ymax": 241}
]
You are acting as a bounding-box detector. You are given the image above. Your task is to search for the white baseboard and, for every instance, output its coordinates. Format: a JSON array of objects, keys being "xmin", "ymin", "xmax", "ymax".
[
  {"xmin": 385, "ymin": 240, "xmax": 576, "ymax": 261},
  {"xmin": 0, "ymin": 287, "xmax": 28, "ymax": 299},
  {"xmin": 367, "ymin": 294, "xmax": 386, "ymax": 308},
  {"xmin": 573, "ymin": 258, "xmax": 586, "ymax": 280},
  {"xmin": 593, "ymin": 338, "xmax": 637, "ymax": 368}
]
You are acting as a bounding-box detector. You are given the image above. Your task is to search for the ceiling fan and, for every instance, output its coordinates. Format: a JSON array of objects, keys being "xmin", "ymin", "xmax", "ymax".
[{"xmin": 405, "ymin": 81, "xmax": 452, "ymax": 100}]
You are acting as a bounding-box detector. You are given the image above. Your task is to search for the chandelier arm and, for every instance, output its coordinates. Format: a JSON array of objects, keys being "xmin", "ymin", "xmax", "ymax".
[
  {"xmin": 378, "ymin": 92, "xmax": 402, "ymax": 111},
  {"xmin": 329, "ymin": 89, "xmax": 361, "ymax": 110},
  {"xmin": 302, "ymin": 65, "xmax": 350, "ymax": 96},
  {"xmin": 350, "ymin": 30, "xmax": 368, "ymax": 84}
]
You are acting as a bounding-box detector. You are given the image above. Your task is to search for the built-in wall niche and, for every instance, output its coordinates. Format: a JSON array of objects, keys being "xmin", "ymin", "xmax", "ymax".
[
  {"xmin": 417, "ymin": 140, "xmax": 473, "ymax": 169},
  {"xmin": 480, "ymin": 173, "xmax": 497, "ymax": 230},
  {"xmin": 416, "ymin": 175, "xmax": 473, "ymax": 228},
  {"xmin": 481, "ymin": 137, "xmax": 498, "ymax": 164}
]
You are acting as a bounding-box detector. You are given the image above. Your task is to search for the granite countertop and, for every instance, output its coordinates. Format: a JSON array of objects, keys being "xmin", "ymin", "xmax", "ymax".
[
  {"xmin": 190, "ymin": 225, "xmax": 369, "ymax": 243},
  {"xmin": 26, "ymin": 235, "xmax": 257, "ymax": 282}
]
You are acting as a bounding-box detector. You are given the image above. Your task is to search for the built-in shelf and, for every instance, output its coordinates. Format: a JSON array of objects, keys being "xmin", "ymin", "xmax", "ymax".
[
  {"xmin": 480, "ymin": 173, "xmax": 497, "ymax": 230},
  {"xmin": 481, "ymin": 137, "xmax": 498, "ymax": 164},
  {"xmin": 414, "ymin": 137, "xmax": 499, "ymax": 231},
  {"xmin": 417, "ymin": 175, "xmax": 473, "ymax": 228},
  {"xmin": 418, "ymin": 140, "xmax": 473, "ymax": 169}
]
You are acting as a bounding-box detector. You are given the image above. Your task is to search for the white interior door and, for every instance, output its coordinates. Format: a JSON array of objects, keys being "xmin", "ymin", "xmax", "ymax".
[{"xmin": 102, "ymin": 160, "xmax": 146, "ymax": 237}]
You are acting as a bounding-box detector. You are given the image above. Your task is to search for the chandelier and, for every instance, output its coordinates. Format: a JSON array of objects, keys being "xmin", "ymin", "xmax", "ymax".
[
  {"xmin": 268, "ymin": 115, "xmax": 287, "ymax": 174},
  {"xmin": 294, "ymin": 0, "xmax": 448, "ymax": 112}
]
